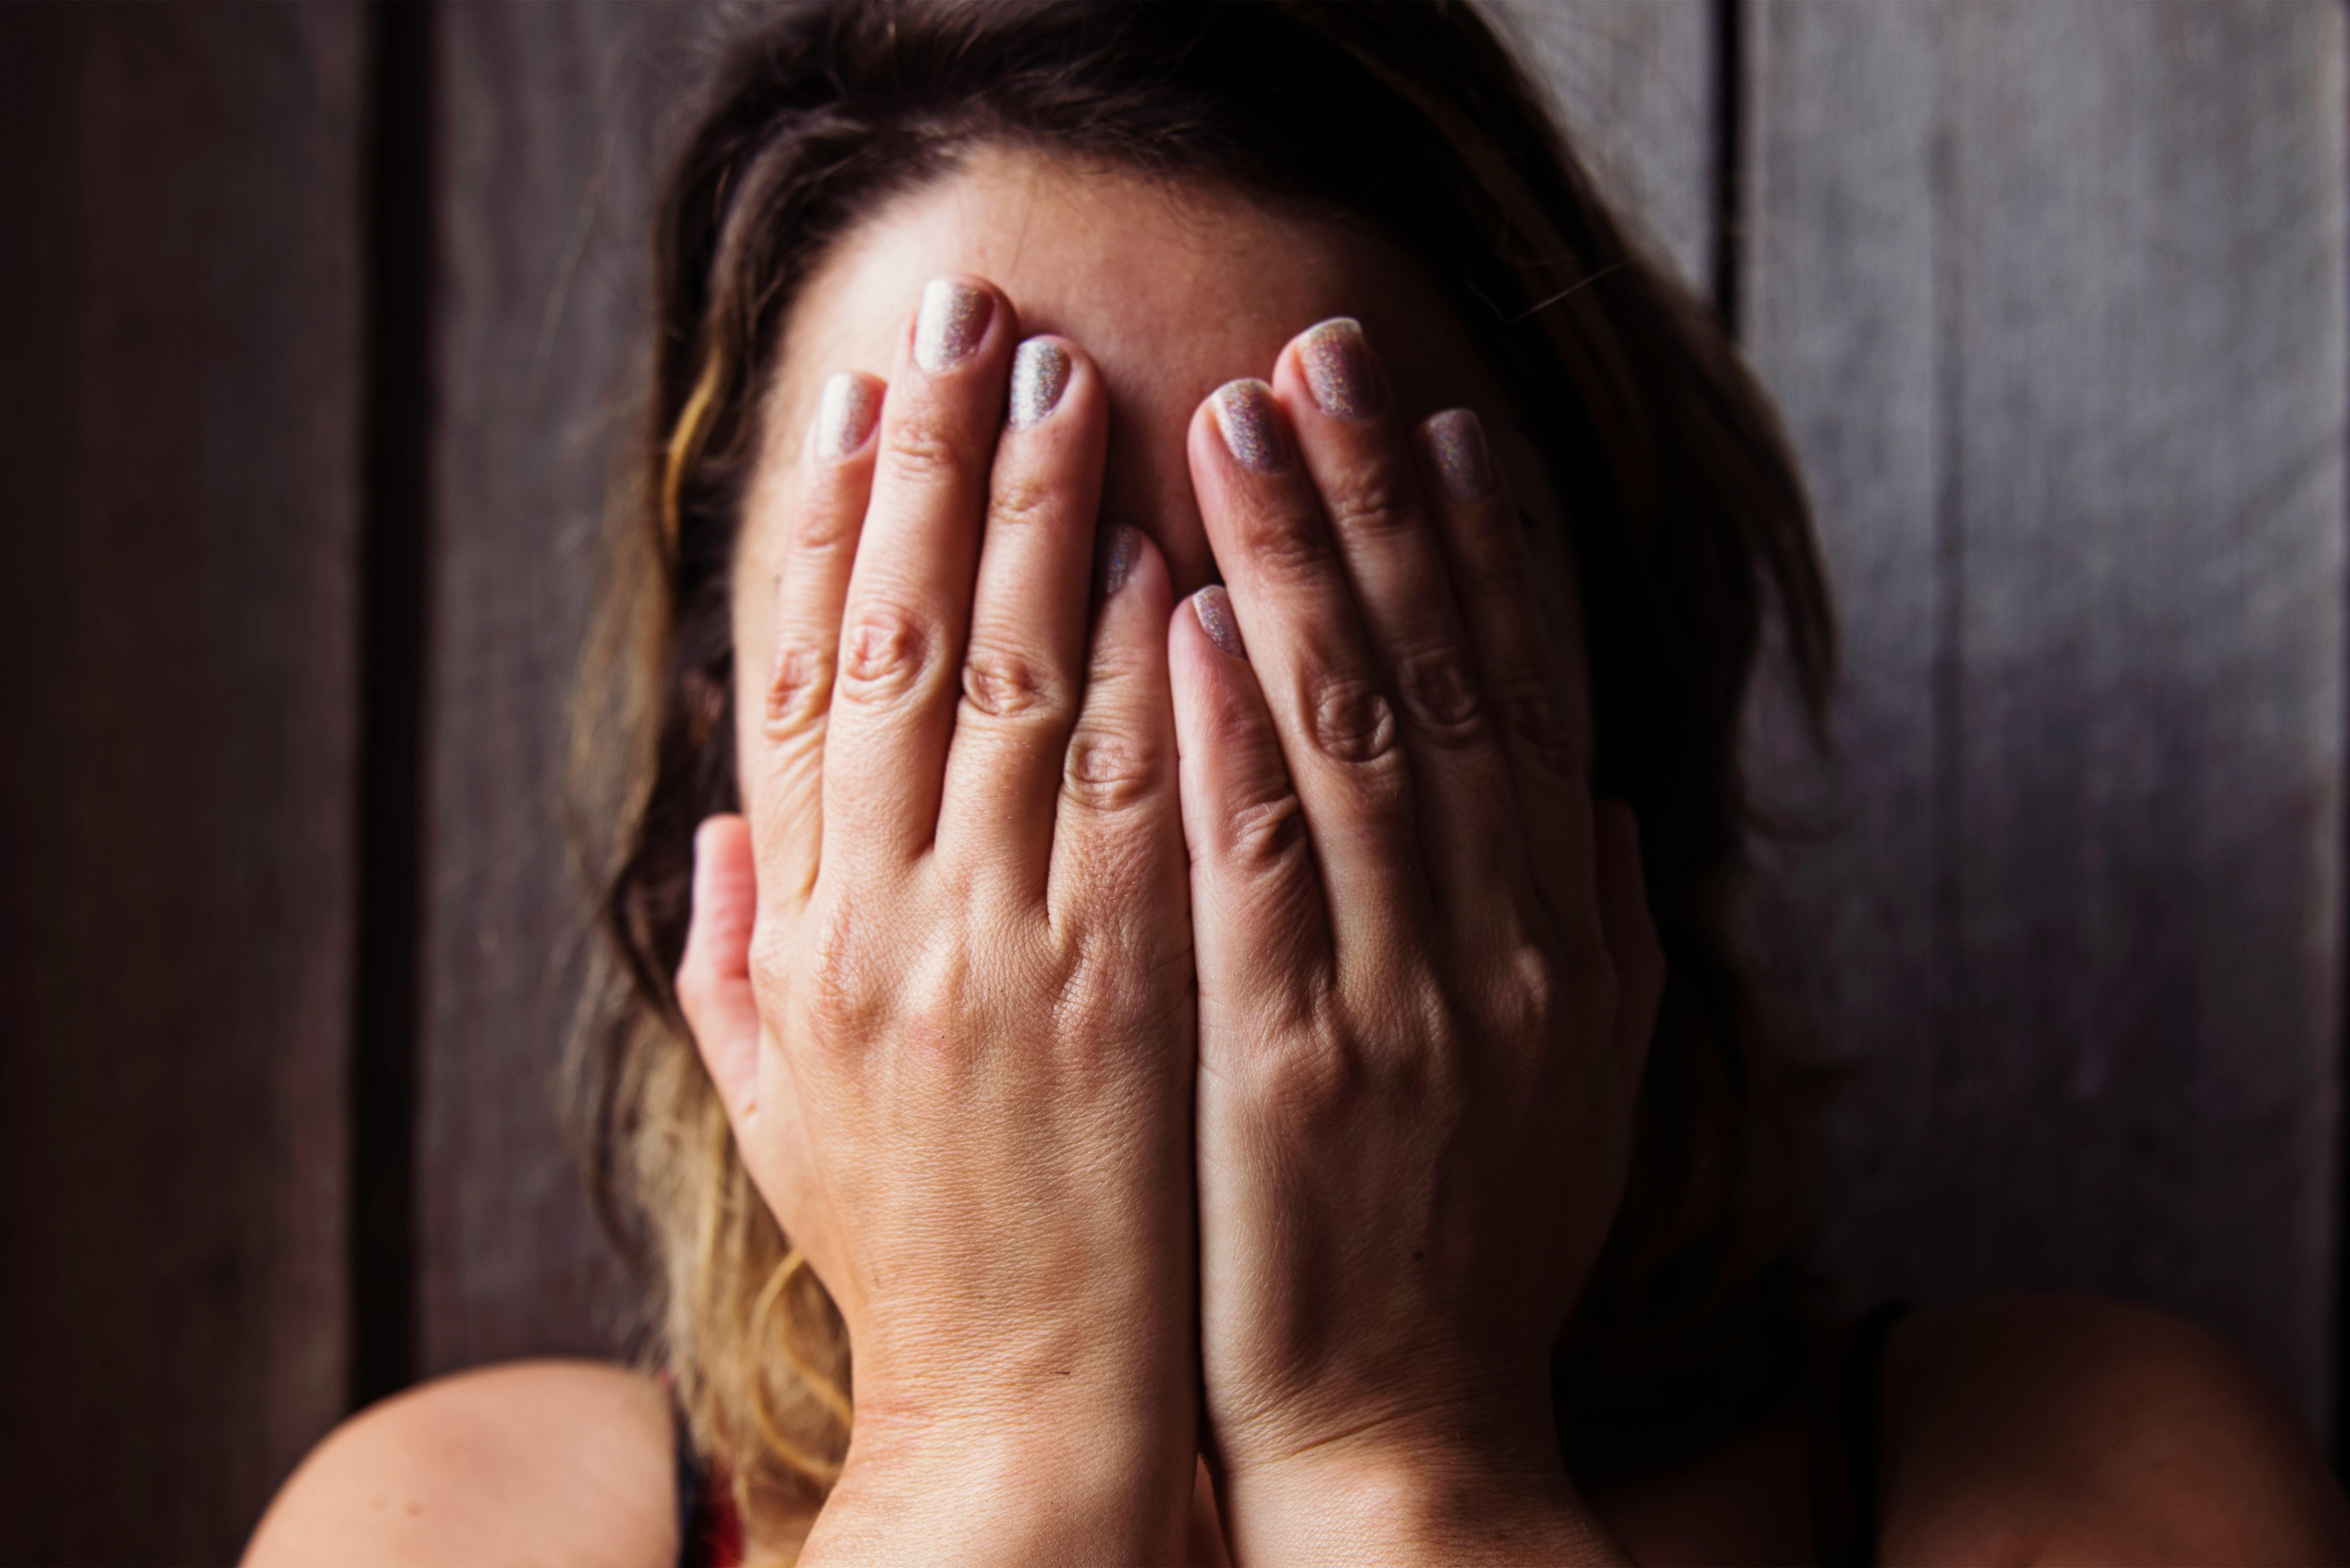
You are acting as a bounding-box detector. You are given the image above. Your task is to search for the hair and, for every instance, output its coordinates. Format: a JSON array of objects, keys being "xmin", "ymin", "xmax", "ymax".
[{"xmin": 568, "ymin": 0, "xmax": 1838, "ymax": 1542}]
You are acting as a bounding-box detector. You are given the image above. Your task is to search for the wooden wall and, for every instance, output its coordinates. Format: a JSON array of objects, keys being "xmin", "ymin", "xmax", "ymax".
[
  {"xmin": 0, "ymin": 5, "xmax": 366, "ymax": 1562},
  {"xmin": 1746, "ymin": 1, "xmax": 2347, "ymax": 1428},
  {"xmin": 0, "ymin": 3, "xmax": 2339, "ymax": 1560}
]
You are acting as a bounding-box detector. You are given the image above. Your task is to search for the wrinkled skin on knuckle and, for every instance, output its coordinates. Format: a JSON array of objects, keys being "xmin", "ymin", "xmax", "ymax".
[
  {"xmin": 1309, "ymin": 674, "xmax": 1400, "ymax": 766},
  {"xmin": 1062, "ymin": 722, "xmax": 1162, "ymax": 816},
  {"xmin": 1320, "ymin": 470, "xmax": 1417, "ymax": 548},
  {"xmin": 1235, "ymin": 505, "xmax": 1333, "ymax": 585},
  {"xmin": 1493, "ymin": 675, "xmax": 1582, "ymax": 785},
  {"xmin": 1391, "ymin": 643, "xmax": 1483, "ymax": 743},
  {"xmin": 1224, "ymin": 783, "xmax": 1310, "ymax": 872},
  {"xmin": 876, "ymin": 409, "xmax": 975, "ymax": 490},
  {"xmin": 764, "ymin": 644, "xmax": 832, "ymax": 737},
  {"xmin": 960, "ymin": 636, "xmax": 1062, "ymax": 721},
  {"xmin": 985, "ymin": 470, "xmax": 1060, "ymax": 535},
  {"xmin": 837, "ymin": 603, "xmax": 934, "ymax": 705}
]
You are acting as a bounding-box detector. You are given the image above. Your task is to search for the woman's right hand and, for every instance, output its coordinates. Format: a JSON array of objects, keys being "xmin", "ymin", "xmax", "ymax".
[{"xmin": 674, "ymin": 276, "xmax": 1200, "ymax": 1565}]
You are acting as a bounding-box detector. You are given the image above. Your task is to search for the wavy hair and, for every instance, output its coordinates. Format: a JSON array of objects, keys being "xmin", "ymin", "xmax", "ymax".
[{"xmin": 568, "ymin": 0, "xmax": 1838, "ymax": 1541}]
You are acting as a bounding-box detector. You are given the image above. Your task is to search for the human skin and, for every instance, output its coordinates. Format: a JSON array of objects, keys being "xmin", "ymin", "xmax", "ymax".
[
  {"xmin": 243, "ymin": 146, "xmax": 2350, "ymax": 1568},
  {"xmin": 675, "ymin": 144, "xmax": 1659, "ymax": 1563}
]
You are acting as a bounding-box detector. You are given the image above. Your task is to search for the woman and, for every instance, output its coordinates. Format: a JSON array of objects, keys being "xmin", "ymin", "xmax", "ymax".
[{"xmin": 249, "ymin": 3, "xmax": 2349, "ymax": 1563}]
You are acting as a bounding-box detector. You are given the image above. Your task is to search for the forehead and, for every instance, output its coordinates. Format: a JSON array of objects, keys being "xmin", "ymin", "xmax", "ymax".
[{"xmin": 762, "ymin": 144, "xmax": 1515, "ymax": 591}]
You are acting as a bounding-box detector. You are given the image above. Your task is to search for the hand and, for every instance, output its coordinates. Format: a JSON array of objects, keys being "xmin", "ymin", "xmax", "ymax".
[
  {"xmin": 1169, "ymin": 320, "xmax": 1664, "ymax": 1564},
  {"xmin": 676, "ymin": 277, "xmax": 1199, "ymax": 1564}
]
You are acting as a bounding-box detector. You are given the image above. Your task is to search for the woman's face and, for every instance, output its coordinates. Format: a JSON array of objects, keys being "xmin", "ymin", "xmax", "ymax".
[{"xmin": 736, "ymin": 144, "xmax": 1586, "ymax": 746}]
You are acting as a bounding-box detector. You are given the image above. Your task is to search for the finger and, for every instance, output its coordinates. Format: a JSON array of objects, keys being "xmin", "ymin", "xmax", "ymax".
[
  {"xmin": 1415, "ymin": 408, "xmax": 1596, "ymax": 927},
  {"xmin": 751, "ymin": 369, "xmax": 883, "ymax": 912},
  {"xmin": 821, "ymin": 275, "xmax": 1015, "ymax": 879},
  {"xmin": 936, "ymin": 337, "xmax": 1108, "ymax": 896},
  {"xmin": 1170, "ymin": 584, "xmax": 1331, "ymax": 1026},
  {"xmin": 1186, "ymin": 378, "xmax": 1421, "ymax": 965},
  {"xmin": 1591, "ymin": 800, "xmax": 1664, "ymax": 1075},
  {"xmin": 678, "ymin": 815, "xmax": 762, "ymax": 1120},
  {"xmin": 688, "ymin": 815, "xmax": 830, "ymax": 1261},
  {"xmin": 1044, "ymin": 526, "xmax": 1184, "ymax": 931},
  {"xmin": 1275, "ymin": 319, "xmax": 1534, "ymax": 937}
]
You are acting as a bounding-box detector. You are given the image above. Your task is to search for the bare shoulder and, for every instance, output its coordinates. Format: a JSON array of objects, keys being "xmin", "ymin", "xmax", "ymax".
[
  {"xmin": 243, "ymin": 1360, "xmax": 680, "ymax": 1568},
  {"xmin": 1883, "ymin": 1291, "xmax": 2350, "ymax": 1565}
]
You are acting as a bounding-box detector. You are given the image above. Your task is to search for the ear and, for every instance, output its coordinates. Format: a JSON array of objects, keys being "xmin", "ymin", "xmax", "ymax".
[{"xmin": 677, "ymin": 813, "xmax": 762, "ymax": 1120}]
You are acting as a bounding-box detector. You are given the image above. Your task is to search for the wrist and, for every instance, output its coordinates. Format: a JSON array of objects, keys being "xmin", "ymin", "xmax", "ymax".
[
  {"xmin": 1216, "ymin": 1401, "xmax": 1626, "ymax": 1568},
  {"xmin": 806, "ymin": 1389, "xmax": 1195, "ymax": 1566}
]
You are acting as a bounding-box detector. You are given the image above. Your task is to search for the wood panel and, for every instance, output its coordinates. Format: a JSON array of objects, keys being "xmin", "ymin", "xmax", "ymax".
[
  {"xmin": 1746, "ymin": 1, "xmax": 2347, "ymax": 1431},
  {"xmin": 0, "ymin": 4, "xmax": 367, "ymax": 1561},
  {"xmin": 420, "ymin": 0, "xmax": 718, "ymax": 1373},
  {"xmin": 1496, "ymin": 0, "xmax": 1715, "ymax": 290}
]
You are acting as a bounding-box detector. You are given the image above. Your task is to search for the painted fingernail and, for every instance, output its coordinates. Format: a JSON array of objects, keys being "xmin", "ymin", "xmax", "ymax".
[
  {"xmin": 1423, "ymin": 408, "xmax": 1494, "ymax": 500},
  {"xmin": 914, "ymin": 277, "xmax": 991, "ymax": 373},
  {"xmin": 1098, "ymin": 524, "xmax": 1140, "ymax": 597},
  {"xmin": 1297, "ymin": 317, "xmax": 1383, "ymax": 421},
  {"xmin": 814, "ymin": 371, "xmax": 881, "ymax": 461},
  {"xmin": 1009, "ymin": 339, "xmax": 1070, "ymax": 428},
  {"xmin": 1193, "ymin": 585, "xmax": 1247, "ymax": 659},
  {"xmin": 1210, "ymin": 379, "xmax": 1290, "ymax": 474}
]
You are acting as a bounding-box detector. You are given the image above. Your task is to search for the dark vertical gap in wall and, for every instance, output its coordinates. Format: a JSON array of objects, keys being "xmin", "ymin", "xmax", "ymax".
[
  {"xmin": 1926, "ymin": 121, "xmax": 1966, "ymax": 1156},
  {"xmin": 352, "ymin": 0, "xmax": 435, "ymax": 1412},
  {"xmin": 1709, "ymin": 0, "xmax": 1745, "ymax": 340},
  {"xmin": 2335, "ymin": 11, "xmax": 2350, "ymax": 1476}
]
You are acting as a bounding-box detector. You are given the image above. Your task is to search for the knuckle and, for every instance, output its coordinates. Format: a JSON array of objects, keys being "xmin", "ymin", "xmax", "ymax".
[
  {"xmin": 1226, "ymin": 785, "xmax": 1310, "ymax": 868},
  {"xmin": 877, "ymin": 410, "xmax": 974, "ymax": 488},
  {"xmin": 764, "ymin": 644, "xmax": 832, "ymax": 735},
  {"xmin": 796, "ymin": 898, "xmax": 879, "ymax": 1040},
  {"xmin": 1493, "ymin": 676, "xmax": 1581, "ymax": 781},
  {"xmin": 837, "ymin": 602, "xmax": 935, "ymax": 703},
  {"xmin": 1235, "ymin": 505, "xmax": 1332, "ymax": 583},
  {"xmin": 1309, "ymin": 674, "xmax": 1401, "ymax": 766},
  {"xmin": 1391, "ymin": 642, "xmax": 1484, "ymax": 743},
  {"xmin": 960, "ymin": 637, "xmax": 1064, "ymax": 721},
  {"xmin": 1062, "ymin": 723, "xmax": 1162, "ymax": 814},
  {"xmin": 1320, "ymin": 468, "xmax": 1418, "ymax": 546},
  {"xmin": 987, "ymin": 471, "xmax": 1060, "ymax": 532}
]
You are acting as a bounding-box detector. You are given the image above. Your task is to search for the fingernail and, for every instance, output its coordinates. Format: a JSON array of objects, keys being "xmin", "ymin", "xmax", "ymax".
[
  {"xmin": 1193, "ymin": 585, "xmax": 1247, "ymax": 659},
  {"xmin": 1009, "ymin": 339, "xmax": 1070, "ymax": 428},
  {"xmin": 1210, "ymin": 379, "xmax": 1290, "ymax": 474},
  {"xmin": 1098, "ymin": 525, "xmax": 1140, "ymax": 596},
  {"xmin": 814, "ymin": 371, "xmax": 881, "ymax": 461},
  {"xmin": 1423, "ymin": 408, "xmax": 1494, "ymax": 500},
  {"xmin": 1297, "ymin": 317, "xmax": 1383, "ymax": 421},
  {"xmin": 914, "ymin": 277, "xmax": 991, "ymax": 373}
]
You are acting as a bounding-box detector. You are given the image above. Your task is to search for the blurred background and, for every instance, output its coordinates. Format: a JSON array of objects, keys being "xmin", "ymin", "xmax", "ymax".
[{"xmin": 0, "ymin": 2, "xmax": 2342, "ymax": 1562}]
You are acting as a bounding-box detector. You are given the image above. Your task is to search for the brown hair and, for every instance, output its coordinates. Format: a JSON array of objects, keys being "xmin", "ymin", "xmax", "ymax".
[{"xmin": 569, "ymin": 0, "xmax": 1837, "ymax": 1536}]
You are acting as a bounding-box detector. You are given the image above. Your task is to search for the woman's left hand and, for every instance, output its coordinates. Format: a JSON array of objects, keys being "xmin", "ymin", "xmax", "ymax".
[{"xmin": 1168, "ymin": 319, "xmax": 1665, "ymax": 1565}]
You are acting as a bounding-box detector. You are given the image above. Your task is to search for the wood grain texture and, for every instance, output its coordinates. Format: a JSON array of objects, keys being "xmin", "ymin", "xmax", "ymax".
[
  {"xmin": 0, "ymin": 4, "xmax": 366, "ymax": 1561},
  {"xmin": 1493, "ymin": 0, "xmax": 1714, "ymax": 289},
  {"xmin": 420, "ymin": 0, "xmax": 720, "ymax": 1374},
  {"xmin": 1745, "ymin": 1, "xmax": 2346, "ymax": 1430}
]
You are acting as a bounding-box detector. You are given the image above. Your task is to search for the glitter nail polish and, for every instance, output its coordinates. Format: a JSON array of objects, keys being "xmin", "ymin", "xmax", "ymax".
[
  {"xmin": 1098, "ymin": 525, "xmax": 1140, "ymax": 597},
  {"xmin": 1193, "ymin": 585, "xmax": 1247, "ymax": 659},
  {"xmin": 814, "ymin": 372, "xmax": 881, "ymax": 461},
  {"xmin": 1423, "ymin": 408, "xmax": 1495, "ymax": 500},
  {"xmin": 1297, "ymin": 317, "xmax": 1383, "ymax": 421},
  {"xmin": 1210, "ymin": 380, "xmax": 1290, "ymax": 474},
  {"xmin": 913, "ymin": 278, "xmax": 991, "ymax": 373},
  {"xmin": 1010, "ymin": 339, "xmax": 1070, "ymax": 428}
]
